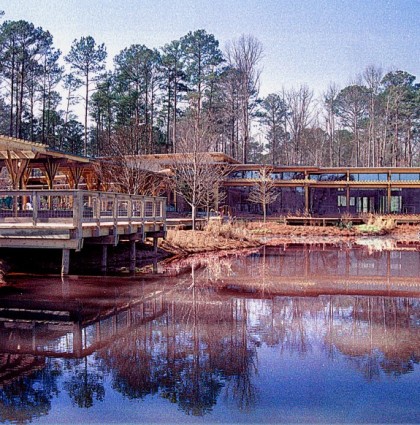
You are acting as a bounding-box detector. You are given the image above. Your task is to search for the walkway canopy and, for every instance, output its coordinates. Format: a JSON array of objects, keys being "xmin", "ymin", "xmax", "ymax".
[{"xmin": 0, "ymin": 135, "xmax": 90, "ymax": 189}]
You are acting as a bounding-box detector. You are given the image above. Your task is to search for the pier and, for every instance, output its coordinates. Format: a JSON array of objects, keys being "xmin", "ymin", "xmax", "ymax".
[{"xmin": 0, "ymin": 190, "xmax": 166, "ymax": 275}]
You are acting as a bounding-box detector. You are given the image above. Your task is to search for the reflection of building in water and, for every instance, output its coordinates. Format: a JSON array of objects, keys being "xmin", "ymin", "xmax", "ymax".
[
  {"xmin": 213, "ymin": 246, "xmax": 420, "ymax": 296},
  {"xmin": 1, "ymin": 250, "xmax": 420, "ymax": 420},
  {"xmin": 324, "ymin": 296, "xmax": 420, "ymax": 379}
]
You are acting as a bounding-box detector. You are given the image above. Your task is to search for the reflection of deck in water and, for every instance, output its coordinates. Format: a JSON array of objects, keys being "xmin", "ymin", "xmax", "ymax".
[{"xmin": 0, "ymin": 282, "xmax": 168, "ymax": 359}]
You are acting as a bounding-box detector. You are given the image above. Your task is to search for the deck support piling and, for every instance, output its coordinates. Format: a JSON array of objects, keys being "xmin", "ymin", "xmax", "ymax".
[
  {"xmin": 101, "ymin": 245, "xmax": 108, "ymax": 273},
  {"xmin": 129, "ymin": 241, "xmax": 136, "ymax": 273},
  {"xmin": 61, "ymin": 249, "xmax": 70, "ymax": 276}
]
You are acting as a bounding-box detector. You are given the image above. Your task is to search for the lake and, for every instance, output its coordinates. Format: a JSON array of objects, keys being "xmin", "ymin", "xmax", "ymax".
[{"xmin": 1, "ymin": 243, "xmax": 420, "ymax": 424}]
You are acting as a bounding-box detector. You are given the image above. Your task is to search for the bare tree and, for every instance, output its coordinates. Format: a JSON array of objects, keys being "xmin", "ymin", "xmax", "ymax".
[
  {"xmin": 323, "ymin": 83, "xmax": 340, "ymax": 166},
  {"xmin": 94, "ymin": 127, "xmax": 168, "ymax": 195},
  {"xmin": 284, "ymin": 85, "xmax": 314, "ymax": 165},
  {"xmin": 363, "ymin": 65, "xmax": 383, "ymax": 166},
  {"xmin": 171, "ymin": 114, "xmax": 230, "ymax": 229},
  {"xmin": 248, "ymin": 166, "xmax": 278, "ymax": 223},
  {"xmin": 225, "ymin": 35, "xmax": 263, "ymax": 163}
]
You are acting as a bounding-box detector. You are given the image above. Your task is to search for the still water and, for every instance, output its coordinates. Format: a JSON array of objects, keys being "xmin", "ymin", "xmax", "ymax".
[{"xmin": 1, "ymin": 244, "xmax": 420, "ymax": 424}]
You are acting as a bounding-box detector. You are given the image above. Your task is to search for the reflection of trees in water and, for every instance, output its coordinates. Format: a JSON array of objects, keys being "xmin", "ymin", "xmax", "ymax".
[
  {"xmin": 96, "ymin": 267, "xmax": 420, "ymax": 415},
  {"xmin": 223, "ymin": 298, "xmax": 258, "ymax": 412},
  {"xmin": 249, "ymin": 297, "xmax": 320, "ymax": 356},
  {"xmin": 235, "ymin": 293, "xmax": 420, "ymax": 381},
  {"xmin": 98, "ymin": 267, "xmax": 259, "ymax": 415},
  {"xmin": 3, "ymin": 250, "xmax": 420, "ymax": 419},
  {"xmin": 63, "ymin": 357, "xmax": 105, "ymax": 408},
  {"xmin": 0, "ymin": 356, "xmax": 60, "ymax": 423},
  {"xmin": 325, "ymin": 296, "xmax": 420, "ymax": 380}
]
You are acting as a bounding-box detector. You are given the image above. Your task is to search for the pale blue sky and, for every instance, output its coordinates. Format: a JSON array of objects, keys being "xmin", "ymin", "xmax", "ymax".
[{"xmin": 2, "ymin": 0, "xmax": 420, "ymax": 97}]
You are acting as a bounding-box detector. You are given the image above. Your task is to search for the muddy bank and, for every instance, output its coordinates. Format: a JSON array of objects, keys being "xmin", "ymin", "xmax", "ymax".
[
  {"xmin": 160, "ymin": 222, "xmax": 420, "ymax": 256},
  {"xmin": 1, "ymin": 223, "xmax": 419, "ymax": 281}
]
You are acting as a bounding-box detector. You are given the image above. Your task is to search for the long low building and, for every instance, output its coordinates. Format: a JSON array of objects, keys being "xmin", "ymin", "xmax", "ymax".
[
  {"xmin": 224, "ymin": 164, "xmax": 420, "ymax": 216},
  {"xmin": 137, "ymin": 154, "xmax": 420, "ymax": 216},
  {"xmin": 2, "ymin": 140, "xmax": 420, "ymax": 217}
]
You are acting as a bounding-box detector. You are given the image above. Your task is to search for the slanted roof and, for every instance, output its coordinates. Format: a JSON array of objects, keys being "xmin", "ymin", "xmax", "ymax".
[
  {"xmin": 0, "ymin": 135, "xmax": 91, "ymax": 188},
  {"xmin": 0, "ymin": 135, "xmax": 90, "ymax": 166},
  {"xmin": 137, "ymin": 152, "xmax": 240, "ymax": 166}
]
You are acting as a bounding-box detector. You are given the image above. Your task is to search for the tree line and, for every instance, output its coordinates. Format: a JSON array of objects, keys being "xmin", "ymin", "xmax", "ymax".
[{"xmin": 0, "ymin": 11, "xmax": 419, "ymax": 166}]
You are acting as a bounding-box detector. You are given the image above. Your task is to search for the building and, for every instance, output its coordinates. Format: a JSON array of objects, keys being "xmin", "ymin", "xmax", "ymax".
[
  {"xmin": 225, "ymin": 164, "xmax": 420, "ymax": 216},
  {"xmin": 136, "ymin": 154, "xmax": 420, "ymax": 216}
]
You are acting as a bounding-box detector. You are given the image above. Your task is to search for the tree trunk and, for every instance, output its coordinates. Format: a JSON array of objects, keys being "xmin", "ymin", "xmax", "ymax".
[
  {"xmin": 84, "ymin": 72, "xmax": 89, "ymax": 156},
  {"xmin": 191, "ymin": 204, "xmax": 196, "ymax": 231}
]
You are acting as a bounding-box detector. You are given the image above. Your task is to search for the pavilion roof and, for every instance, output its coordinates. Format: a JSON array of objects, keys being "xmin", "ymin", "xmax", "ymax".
[{"xmin": 0, "ymin": 135, "xmax": 90, "ymax": 167}]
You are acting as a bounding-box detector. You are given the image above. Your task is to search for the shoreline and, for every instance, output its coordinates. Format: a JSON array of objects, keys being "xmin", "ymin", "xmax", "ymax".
[{"xmin": 1, "ymin": 222, "xmax": 420, "ymax": 282}]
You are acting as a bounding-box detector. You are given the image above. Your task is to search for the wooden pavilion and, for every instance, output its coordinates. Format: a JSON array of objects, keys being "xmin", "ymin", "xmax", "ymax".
[{"xmin": 0, "ymin": 135, "xmax": 91, "ymax": 190}]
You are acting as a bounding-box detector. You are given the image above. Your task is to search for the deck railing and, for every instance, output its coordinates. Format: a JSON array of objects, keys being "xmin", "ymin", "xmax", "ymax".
[{"xmin": 0, "ymin": 190, "xmax": 166, "ymax": 228}]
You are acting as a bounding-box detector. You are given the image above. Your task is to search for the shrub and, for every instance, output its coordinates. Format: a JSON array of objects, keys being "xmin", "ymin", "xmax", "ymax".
[{"xmin": 358, "ymin": 213, "xmax": 396, "ymax": 234}]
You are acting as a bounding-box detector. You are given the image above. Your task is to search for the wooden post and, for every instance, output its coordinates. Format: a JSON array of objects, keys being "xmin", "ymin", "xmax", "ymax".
[
  {"xmin": 101, "ymin": 245, "xmax": 108, "ymax": 273},
  {"xmin": 32, "ymin": 191, "xmax": 38, "ymax": 226},
  {"xmin": 387, "ymin": 183, "xmax": 391, "ymax": 213},
  {"xmin": 129, "ymin": 240, "xmax": 136, "ymax": 273},
  {"xmin": 346, "ymin": 185, "xmax": 350, "ymax": 213},
  {"xmin": 153, "ymin": 236, "xmax": 158, "ymax": 254},
  {"xmin": 61, "ymin": 249, "xmax": 70, "ymax": 276}
]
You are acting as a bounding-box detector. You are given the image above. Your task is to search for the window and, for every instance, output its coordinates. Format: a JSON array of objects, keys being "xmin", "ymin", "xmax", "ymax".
[
  {"xmin": 391, "ymin": 196, "xmax": 402, "ymax": 213},
  {"xmin": 310, "ymin": 173, "xmax": 346, "ymax": 181},
  {"xmin": 338, "ymin": 195, "xmax": 347, "ymax": 207},
  {"xmin": 282, "ymin": 172, "xmax": 305, "ymax": 180},
  {"xmin": 391, "ymin": 173, "xmax": 420, "ymax": 181},
  {"xmin": 350, "ymin": 173, "xmax": 388, "ymax": 181}
]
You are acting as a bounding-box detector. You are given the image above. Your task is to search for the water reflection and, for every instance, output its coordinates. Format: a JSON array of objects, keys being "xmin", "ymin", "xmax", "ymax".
[{"xmin": 1, "ymin": 245, "xmax": 420, "ymax": 423}]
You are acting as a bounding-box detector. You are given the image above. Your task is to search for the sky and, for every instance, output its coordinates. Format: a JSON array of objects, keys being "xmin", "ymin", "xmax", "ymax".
[{"xmin": 2, "ymin": 0, "xmax": 420, "ymax": 98}]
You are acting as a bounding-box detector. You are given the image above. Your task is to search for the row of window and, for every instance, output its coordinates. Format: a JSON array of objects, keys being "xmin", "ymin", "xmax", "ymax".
[
  {"xmin": 337, "ymin": 195, "xmax": 405, "ymax": 213},
  {"xmin": 228, "ymin": 171, "xmax": 420, "ymax": 181}
]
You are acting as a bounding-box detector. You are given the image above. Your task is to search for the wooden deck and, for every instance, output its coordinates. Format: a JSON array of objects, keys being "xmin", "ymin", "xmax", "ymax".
[{"xmin": 0, "ymin": 190, "xmax": 166, "ymax": 274}]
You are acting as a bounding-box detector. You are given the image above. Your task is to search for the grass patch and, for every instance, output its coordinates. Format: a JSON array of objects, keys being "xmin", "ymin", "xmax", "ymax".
[
  {"xmin": 161, "ymin": 219, "xmax": 258, "ymax": 254},
  {"xmin": 357, "ymin": 213, "xmax": 396, "ymax": 234}
]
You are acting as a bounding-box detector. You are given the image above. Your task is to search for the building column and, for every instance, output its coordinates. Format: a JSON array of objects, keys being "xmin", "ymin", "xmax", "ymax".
[
  {"xmin": 346, "ymin": 185, "xmax": 350, "ymax": 213},
  {"xmin": 387, "ymin": 183, "xmax": 391, "ymax": 213},
  {"xmin": 304, "ymin": 184, "xmax": 309, "ymax": 215}
]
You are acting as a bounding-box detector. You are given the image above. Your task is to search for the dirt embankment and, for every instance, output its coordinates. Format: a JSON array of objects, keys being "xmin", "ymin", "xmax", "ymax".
[
  {"xmin": 1, "ymin": 222, "xmax": 419, "ymax": 280},
  {"xmin": 160, "ymin": 221, "xmax": 420, "ymax": 257}
]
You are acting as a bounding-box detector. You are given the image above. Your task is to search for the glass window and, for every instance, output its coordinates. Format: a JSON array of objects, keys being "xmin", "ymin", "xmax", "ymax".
[
  {"xmin": 391, "ymin": 196, "xmax": 402, "ymax": 213},
  {"xmin": 338, "ymin": 195, "xmax": 347, "ymax": 207},
  {"xmin": 228, "ymin": 171, "xmax": 243, "ymax": 179},
  {"xmin": 391, "ymin": 173, "xmax": 420, "ymax": 181},
  {"xmin": 350, "ymin": 173, "xmax": 388, "ymax": 181},
  {"xmin": 283, "ymin": 172, "xmax": 305, "ymax": 180},
  {"xmin": 310, "ymin": 173, "xmax": 347, "ymax": 181},
  {"xmin": 228, "ymin": 171, "xmax": 260, "ymax": 179}
]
